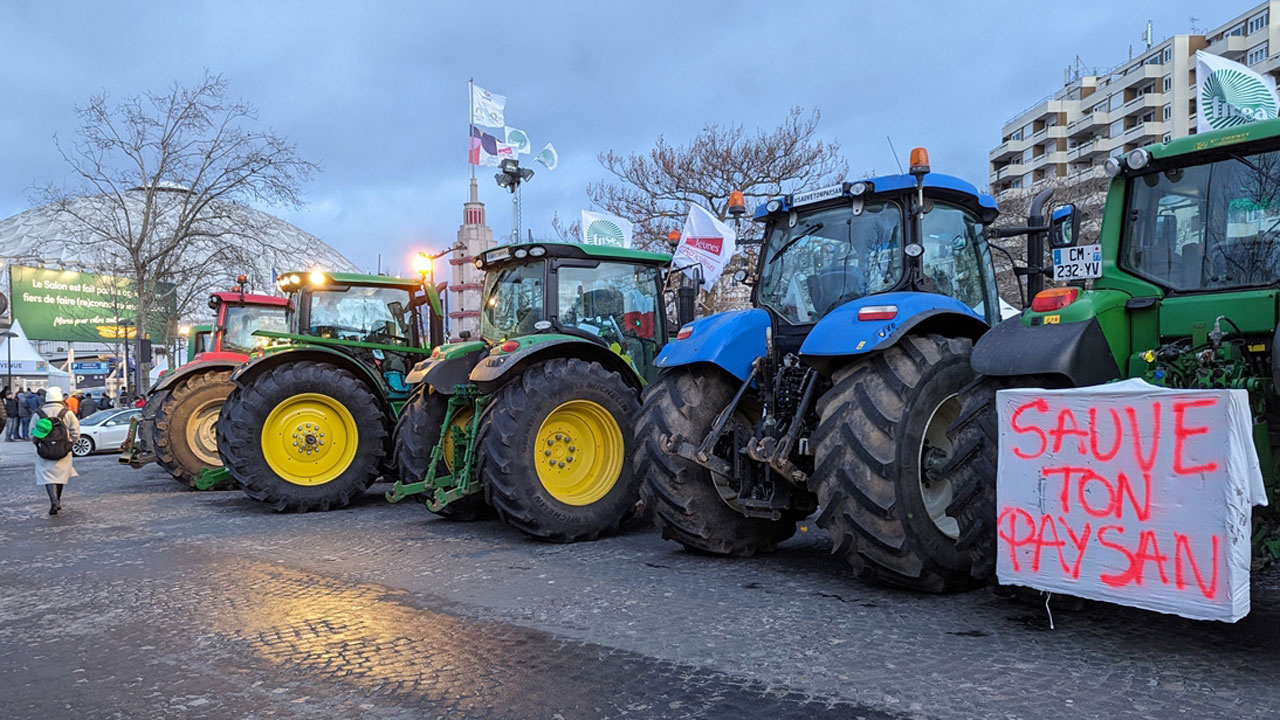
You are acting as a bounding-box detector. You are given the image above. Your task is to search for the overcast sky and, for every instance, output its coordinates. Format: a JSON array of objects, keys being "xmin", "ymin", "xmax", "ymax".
[{"xmin": 0, "ymin": 0, "xmax": 1216, "ymax": 275}]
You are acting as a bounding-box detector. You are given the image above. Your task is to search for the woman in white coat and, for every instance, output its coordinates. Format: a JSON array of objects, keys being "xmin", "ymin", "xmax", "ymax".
[{"xmin": 34, "ymin": 386, "xmax": 80, "ymax": 515}]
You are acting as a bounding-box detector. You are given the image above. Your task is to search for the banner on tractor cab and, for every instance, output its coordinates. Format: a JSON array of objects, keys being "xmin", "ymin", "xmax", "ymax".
[
  {"xmin": 673, "ymin": 203, "xmax": 736, "ymax": 290},
  {"xmin": 995, "ymin": 380, "xmax": 1266, "ymax": 622},
  {"xmin": 580, "ymin": 210, "xmax": 633, "ymax": 249},
  {"xmin": 1196, "ymin": 51, "xmax": 1280, "ymax": 133}
]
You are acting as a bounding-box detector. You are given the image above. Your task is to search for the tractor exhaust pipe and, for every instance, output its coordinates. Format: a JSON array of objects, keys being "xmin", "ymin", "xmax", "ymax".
[{"xmin": 1025, "ymin": 187, "xmax": 1055, "ymax": 299}]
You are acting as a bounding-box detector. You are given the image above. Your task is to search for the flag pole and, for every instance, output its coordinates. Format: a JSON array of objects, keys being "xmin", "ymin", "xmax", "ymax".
[{"xmin": 468, "ymin": 77, "xmax": 475, "ymax": 180}]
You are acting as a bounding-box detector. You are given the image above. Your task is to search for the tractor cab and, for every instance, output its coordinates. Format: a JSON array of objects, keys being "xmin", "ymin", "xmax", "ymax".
[
  {"xmin": 204, "ymin": 290, "xmax": 289, "ymax": 359},
  {"xmin": 473, "ymin": 242, "xmax": 673, "ymax": 383},
  {"xmin": 270, "ymin": 270, "xmax": 441, "ymax": 398},
  {"xmin": 186, "ymin": 325, "xmax": 213, "ymax": 363},
  {"xmin": 747, "ymin": 167, "xmax": 1002, "ymax": 357}
]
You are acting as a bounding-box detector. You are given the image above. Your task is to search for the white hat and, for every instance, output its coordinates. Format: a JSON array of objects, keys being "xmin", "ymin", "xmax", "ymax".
[{"xmin": 45, "ymin": 386, "xmax": 64, "ymax": 403}]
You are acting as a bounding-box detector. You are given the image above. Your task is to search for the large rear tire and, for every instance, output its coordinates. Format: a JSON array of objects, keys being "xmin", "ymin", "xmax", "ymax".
[
  {"xmin": 810, "ymin": 335, "xmax": 974, "ymax": 593},
  {"xmin": 393, "ymin": 386, "xmax": 493, "ymax": 521},
  {"xmin": 153, "ymin": 369, "xmax": 234, "ymax": 488},
  {"xmin": 635, "ymin": 365, "xmax": 799, "ymax": 556},
  {"xmin": 478, "ymin": 357, "xmax": 640, "ymax": 542},
  {"xmin": 217, "ymin": 360, "xmax": 388, "ymax": 512},
  {"xmin": 942, "ymin": 375, "xmax": 1056, "ymax": 582}
]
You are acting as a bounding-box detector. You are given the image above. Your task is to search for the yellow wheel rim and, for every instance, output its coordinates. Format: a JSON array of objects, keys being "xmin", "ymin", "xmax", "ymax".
[
  {"xmin": 441, "ymin": 407, "xmax": 473, "ymax": 472},
  {"xmin": 534, "ymin": 399, "xmax": 623, "ymax": 506},
  {"xmin": 260, "ymin": 393, "xmax": 358, "ymax": 486}
]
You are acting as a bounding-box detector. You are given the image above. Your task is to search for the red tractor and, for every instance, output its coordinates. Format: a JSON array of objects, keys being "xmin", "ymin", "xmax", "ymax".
[{"xmin": 122, "ymin": 285, "xmax": 289, "ymax": 486}]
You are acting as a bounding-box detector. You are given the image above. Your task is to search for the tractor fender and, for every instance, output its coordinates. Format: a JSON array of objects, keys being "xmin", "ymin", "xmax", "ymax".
[
  {"xmin": 654, "ymin": 308, "xmax": 771, "ymax": 381},
  {"xmin": 470, "ymin": 337, "xmax": 644, "ymax": 395},
  {"xmin": 404, "ymin": 341, "xmax": 487, "ymax": 394},
  {"xmin": 231, "ymin": 346, "xmax": 396, "ymax": 423},
  {"xmin": 799, "ymin": 292, "xmax": 988, "ymax": 376},
  {"xmin": 971, "ymin": 315, "xmax": 1121, "ymax": 387},
  {"xmin": 149, "ymin": 355, "xmax": 245, "ymax": 395}
]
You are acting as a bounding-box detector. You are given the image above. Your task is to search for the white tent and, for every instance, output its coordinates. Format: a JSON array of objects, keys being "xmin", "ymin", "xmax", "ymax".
[{"xmin": 0, "ymin": 320, "xmax": 53, "ymax": 388}]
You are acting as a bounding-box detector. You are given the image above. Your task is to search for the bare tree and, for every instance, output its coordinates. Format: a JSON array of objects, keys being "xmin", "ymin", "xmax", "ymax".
[
  {"xmin": 586, "ymin": 107, "xmax": 845, "ymax": 310},
  {"xmin": 38, "ymin": 71, "xmax": 317, "ymax": 392}
]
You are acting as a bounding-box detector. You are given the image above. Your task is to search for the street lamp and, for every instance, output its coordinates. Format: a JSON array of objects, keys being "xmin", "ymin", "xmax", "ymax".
[
  {"xmin": 0, "ymin": 330, "xmax": 17, "ymax": 392},
  {"xmin": 495, "ymin": 158, "xmax": 535, "ymax": 242}
]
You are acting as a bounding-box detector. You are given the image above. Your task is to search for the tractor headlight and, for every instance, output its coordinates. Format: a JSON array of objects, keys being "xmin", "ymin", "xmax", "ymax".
[
  {"xmin": 514, "ymin": 248, "xmax": 529, "ymax": 259},
  {"xmin": 849, "ymin": 182, "xmax": 868, "ymax": 196},
  {"xmin": 1103, "ymin": 157, "xmax": 1123, "ymax": 177},
  {"xmin": 528, "ymin": 246, "xmax": 546, "ymax": 257},
  {"xmin": 766, "ymin": 199, "xmax": 782, "ymax": 214},
  {"xmin": 1126, "ymin": 148, "xmax": 1151, "ymax": 171}
]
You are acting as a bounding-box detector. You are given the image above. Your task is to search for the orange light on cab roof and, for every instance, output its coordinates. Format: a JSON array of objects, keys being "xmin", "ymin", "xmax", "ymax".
[{"xmin": 909, "ymin": 147, "xmax": 930, "ymax": 175}]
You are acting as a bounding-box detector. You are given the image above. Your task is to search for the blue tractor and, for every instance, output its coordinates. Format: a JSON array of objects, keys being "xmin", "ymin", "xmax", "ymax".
[{"xmin": 634, "ymin": 150, "xmax": 1006, "ymax": 592}]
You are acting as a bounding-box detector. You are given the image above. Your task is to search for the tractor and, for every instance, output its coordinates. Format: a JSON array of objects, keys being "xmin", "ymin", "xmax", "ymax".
[
  {"xmin": 386, "ymin": 241, "xmax": 691, "ymax": 542},
  {"xmin": 120, "ymin": 283, "xmax": 289, "ymax": 487},
  {"xmin": 943, "ymin": 118, "xmax": 1280, "ymax": 585},
  {"xmin": 215, "ymin": 269, "xmax": 442, "ymax": 511},
  {"xmin": 633, "ymin": 150, "xmax": 1013, "ymax": 592}
]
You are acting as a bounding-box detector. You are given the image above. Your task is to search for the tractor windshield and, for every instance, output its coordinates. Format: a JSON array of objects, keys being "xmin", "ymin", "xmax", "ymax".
[
  {"xmin": 557, "ymin": 262, "xmax": 663, "ymax": 381},
  {"xmin": 482, "ymin": 261, "xmax": 546, "ymax": 341},
  {"xmin": 1123, "ymin": 148, "xmax": 1280, "ymax": 291},
  {"xmin": 221, "ymin": 305, "xmax": 288, "ymax": 354},
  {"xmin": 306, "ymin": 285, "xmax": 415, "ymax": 346},
  {"xmin": 759, "ymin": 202, "xmax": 903, "ymax": 324}
]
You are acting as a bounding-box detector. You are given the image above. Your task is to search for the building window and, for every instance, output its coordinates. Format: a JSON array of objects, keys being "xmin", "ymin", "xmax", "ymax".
[
  {"xmin": 1163, "ymin": 133, "xmax": 1172, "ymax": 143},
  {"xmin": 1230, "ymin": 24, "xmax": 1246, "ymax": 37},
  {"xmin": 1249, "ymin": 11, "xmax": 1269, "ymax": 35},
  {"xmin": 1248, "ymin": 42, "xmax": 1269, "ymax": 66},
  {"xmin": 1110, "ymin": 119, "xmax": 1125, "ymax": 137},
  {"xmin": 1163, "ymin": 75, "xmax": 1173, "ymax": 92},
  {"xmin": 1022, "ymin": 148, "xmax": 1034, "ymax": 163},
  {"xmin": 1141, "ymin": 111, "xmax": 1155, "ymax": 123},
  {"xmin": 1146, "ymin": 53, "xmax": 1162, "ymax": 65},
  {"xmin": 1163, "ymin": 47, "xmax": 1172, "ymax": 63},
  {"xmin": 1162, "ymin": 104, "xmax": 1172, "ymax": 120}
]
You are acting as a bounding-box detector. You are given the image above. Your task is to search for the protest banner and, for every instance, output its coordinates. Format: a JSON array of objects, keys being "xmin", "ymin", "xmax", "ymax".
[{"xmin": 996, "ymin": 379, "xmax": 1267, "ymax": 622}]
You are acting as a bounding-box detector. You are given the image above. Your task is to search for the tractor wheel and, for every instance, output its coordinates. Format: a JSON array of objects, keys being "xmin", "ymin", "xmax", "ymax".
[
  {"xmin": 810, "ymin": 334, "xmax": 974, "ymax": 593},
  {"xmin": 393, "ymin": 386, "xmax": 492, "ymax": 521},
  {"xmin": 217, "ymin": 360, "xmax": 388, "ymax": 512},
  {"xmin": 138, "ymin": 389, "xmax": 184, "ymax": 485},
  {"xmin": 942, "ymin": 375, "xmax": 1057, "ymax": 582},
  {"xmin": 635, "ymin": 365, "xmax": 799, "ymax": 556},
  {"xmin": 153, "ymin": 369, "xmax": 235, "ymax": 489},
  {"xmin": 477, "ymin": 357, "xmax": 639, "ymax": 542}
]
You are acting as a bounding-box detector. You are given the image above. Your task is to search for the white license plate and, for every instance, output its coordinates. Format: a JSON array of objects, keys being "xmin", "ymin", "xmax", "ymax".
[{"xmin": 1051, "ymin": 244, "xmax": 1102, "ymax": 281}]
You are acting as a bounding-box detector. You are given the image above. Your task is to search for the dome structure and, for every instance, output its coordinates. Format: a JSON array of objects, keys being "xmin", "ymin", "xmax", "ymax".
[{"xmin": 0, "ymin": 189, "xmax": 360, "ymax": 316}]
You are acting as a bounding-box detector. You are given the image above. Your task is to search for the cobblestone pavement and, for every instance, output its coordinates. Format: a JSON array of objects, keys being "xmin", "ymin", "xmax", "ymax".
[{"xmin": 2, "ymin": 448, "xmax": 1280, "ymax": 719}]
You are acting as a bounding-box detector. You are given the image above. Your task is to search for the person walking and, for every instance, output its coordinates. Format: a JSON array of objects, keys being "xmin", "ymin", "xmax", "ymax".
[
  {"xmin": 78, "ymin": 392, "xmax": 98, "ymax": 419},
  {"xmin": 17, "ymin": 387, "xmax": 33, "ymax": 440},
  {"xmin": 3, "ymin": 388, "xmax": 16, "ymax": 441},
  {"xmin": 66, "ymin": 391, "xmax": 80, "ymax": 417},
  {"xmin": 33, "ymin": 386, "xmax": 79, "ymax": 515}
]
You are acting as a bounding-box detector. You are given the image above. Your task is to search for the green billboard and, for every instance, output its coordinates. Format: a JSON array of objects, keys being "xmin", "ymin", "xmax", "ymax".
[{"xmin": 10, "ymin": 265, "xmax": 140, "ymax": 342}]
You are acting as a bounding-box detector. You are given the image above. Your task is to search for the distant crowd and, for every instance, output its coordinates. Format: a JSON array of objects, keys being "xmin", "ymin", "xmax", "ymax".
[{"xmin": 0, "ymin": 386, "xmax": 126, "ymax": 440}]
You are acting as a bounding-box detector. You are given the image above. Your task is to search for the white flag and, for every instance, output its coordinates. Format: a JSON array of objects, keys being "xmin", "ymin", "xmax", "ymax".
[
  {"xmin": 1196, "ymin": 51, "xmax": 1279, "ymax": 134},
  {"xmin": 580, "ymin": 210, "xmax": 633, "ymax": 248},
  {"xmin": 673, "ymin": 204, "xmax": 736, "ymax": 290},
  {"xmin": 471, "ymin": 84, "xmax": 506, "ymax": 127},
  {"xmin": 480, "ymin": 142, "xmax": 517, "ymax": 167},
  {"xmin": 535, "ymin": 142, "xmax": 558, "ymax": 170},
  {"xmin": 505, "ymin": 126, "xmax": 531, "ymax": 154}
]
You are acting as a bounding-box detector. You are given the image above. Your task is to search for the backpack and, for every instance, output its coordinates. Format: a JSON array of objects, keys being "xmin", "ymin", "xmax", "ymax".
[{"xmin": 32, "ymin": 408, "xmax": 73, "ymax": 461}]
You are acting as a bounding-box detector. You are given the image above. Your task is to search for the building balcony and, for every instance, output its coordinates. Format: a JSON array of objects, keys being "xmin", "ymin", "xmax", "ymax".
[
  {"xmin": 1207, "ymin": 33, "xmax": 1250, "ymax": 57},
  {"xmin": 1067, "ymin": 113, "xmax": 1103, "ymax": 137},
  {"xmin": 1027, "ymin": 151, "xmax": 1068, "ymax": 170},
  {"xmin": 989, "ymin": 136, "xmax": 1029, "ymax": 160},
  {"xmin": 1002, "ymin": 97, "xmax": 1083, "ymax": 132},
  {"xmin": 989, "ymin": 162, "xmax": 1026, "ymax": 182},
  {"xmin": 1119, "ymin": 92, "xmax": 1164, "ymax": 117},
  {"xmin": 1110, "ymin": 62, "xmax": 1165, "ymax": 92},
  {"xmin": 1123, "ymin": 120, "xmax": 1169, "ymax": 144}
]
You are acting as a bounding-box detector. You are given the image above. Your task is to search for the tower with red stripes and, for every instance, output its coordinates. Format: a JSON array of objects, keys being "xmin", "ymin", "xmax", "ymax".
[{"xmin": 449, "ymin": 177, "xmax": 492, "ymax": 340}]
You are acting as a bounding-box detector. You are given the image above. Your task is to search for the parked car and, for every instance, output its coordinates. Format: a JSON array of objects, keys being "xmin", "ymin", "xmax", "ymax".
[{"xmin": 73, "ymin": 408, "xmax": 142, "ymax": 457}]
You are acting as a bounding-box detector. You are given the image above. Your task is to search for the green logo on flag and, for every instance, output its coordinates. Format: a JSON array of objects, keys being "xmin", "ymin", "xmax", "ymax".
[
  {"xmin": 585, "ymin": 220, "xmax": 625, "ymax": 247},
  {"xmin": 1201, "ymin": 67, "xmax": 1278, "ymax": 130}
]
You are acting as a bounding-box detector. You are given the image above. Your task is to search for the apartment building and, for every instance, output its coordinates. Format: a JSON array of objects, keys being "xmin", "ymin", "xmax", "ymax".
[{"xmin": 990, "ymin": 1, "xmax": 1280, "ymax": 195}]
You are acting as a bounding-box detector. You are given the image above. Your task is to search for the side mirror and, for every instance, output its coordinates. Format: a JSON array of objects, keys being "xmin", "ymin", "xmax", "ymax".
[{"xmin": 1049, "ymin": 204, "xmax": 1078, "ymax": 248}]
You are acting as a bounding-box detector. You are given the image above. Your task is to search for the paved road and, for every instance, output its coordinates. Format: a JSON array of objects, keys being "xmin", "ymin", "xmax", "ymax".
[{"xmin": 2, "ymin": 447, "xmax": 1279, "ymax": 719}]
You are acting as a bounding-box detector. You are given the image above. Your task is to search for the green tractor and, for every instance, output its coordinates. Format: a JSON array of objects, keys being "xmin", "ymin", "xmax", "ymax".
[
  {"xmin": 216, "ymin": 269, "xmax": 442, "ymax": 511},
  {"xmin": 387, "ymin": 241, "xmax": 690, "ymax": 542},
  {"xmin": 944, "ymin": 117, "xmax": 1280, "ymax": 582}
]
